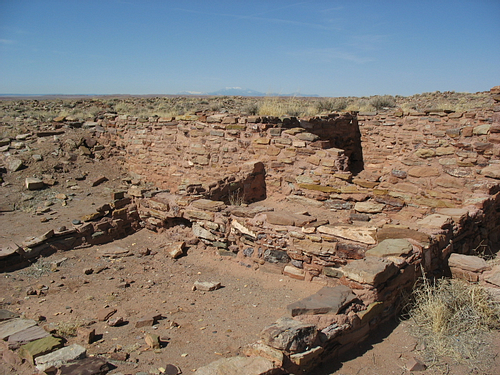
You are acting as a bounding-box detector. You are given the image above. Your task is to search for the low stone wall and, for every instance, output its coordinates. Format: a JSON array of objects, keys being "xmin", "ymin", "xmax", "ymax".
[
  {"xmin": 2, "ymin": 103, "xmax": 500, "ymax": 373},
  {"xmin": 0, "ymin": 191, "xmax": 140, "ymax": 272}
]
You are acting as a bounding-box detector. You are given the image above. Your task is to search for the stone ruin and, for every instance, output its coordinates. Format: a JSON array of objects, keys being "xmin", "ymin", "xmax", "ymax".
[{"xmin": 2, "ymin": 92, "xmax": 500, "ymax": 373}]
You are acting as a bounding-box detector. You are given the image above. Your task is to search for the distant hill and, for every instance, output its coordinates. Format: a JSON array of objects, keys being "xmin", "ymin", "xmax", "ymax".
[{"xmin": 177, "ymin": 87, "xmax": 318, "ymax": 97}]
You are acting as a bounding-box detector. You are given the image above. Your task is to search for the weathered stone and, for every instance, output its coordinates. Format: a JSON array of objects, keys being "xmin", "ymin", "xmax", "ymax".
[
  {"xmin": 283, "ymin": 265, "xmax": 305, "ymax": 280},
  {"xmin": 483, "ymin": 265, "xmax": 500, "ymax": 287},
  {"xmin": 365, "ymin": 239, "xmax": 413, "ymax": 257},
  {"xmin": 0, "ymin": 318, "xmax": 37, "ymax": 340},
  {"xmin": 481, "ymin": 164, "xmax": 500, "ymax": 179},
  {"xmin": 260, "ymin": 317, "xmax": 318, "ymax": 353},
  {"xmin": 286, "ymin": 195, "xmax": 324, "ymax": 207},
  {"xmin": 448, "ymin": 253, "xmax": 491, "ymax": 273},
  {"xmin": 406, "ymin": 357, "xmax": 427, "ymax": 371},
  {"xmin": 407, "ymin": 166, "xmax": 440, "ymax": 177},
  {"xmin": 96, "ymin": 307, "xmax": 117, "ymax": 322},
  {"xmin": 97, "ymin": 245, "xmax": 131, "ymax": 258},
  {"xmin": 193, "ymin": 281, "xmax": 221, "ymax": 291},
  {"xmin": 19, "ymin": 335, "xmax": 64, "ymax": 364},
  {"xmin": 358, "ymin": 301, "xmax": 384, "ymax": 324},
  {"xmin": 242, "ymin": 342, "xmax": 284, "ymax": 368},
  {"xmin": 135, "ymin": 313, "xmax": 162, "ymax": 328},
  {"xmin": 192, "ymin": 223, "xmax": 217, "ymax": 241},
  {"xmin": 0, "ymin": 309, "xmax": 19, "ymax": 321},
  {"xmin": 377, "ymin": 227, "xmax": 430, "ymax": 245},
  {"xmin": 7, "ymin": 158, "xmax": 24, "ymax": 172},
  {"xmin": 342, "ymin": 257, "xmax": 398, "ymax": 286},
  {"xmin": 7, "ymin": 325, "xmax": 50, "ymax": 349},
  {"xmin": 91, "ymin": 176, "xmax": 108, "ymax": 187},
  {"xmin": 289, "ymin": 346, "xmax": 324, "ymax": 366},
  {"xmin": 354, "ymin": 201, "xmax": 385, "ymax": 213},
  {"xmin": 194, "ymin": 356, "xmax": 277, "ymax": 375},
  {"xmin": 318, "ymin": 225, "xmax": 376, "ymax": 245},
  {"xmin": 414, "ymin": 148, "xmax": 435, "ymax": 158},
  {"xmin": 266, "ymin": 212, "xmax": 316, "ymax": 227},
  {"xmin": 25, "ymin": 177, "xmax": 44, "ymax": 190},
  {"xmin": 56, "ymin": 357, "xmax": 111, "ymax": 375},
  {"xmin": 473, "ymin": 124, "xmax": 490, "ymax": 135},
  {"xmin": 0, "ymin": 241, "xmax": 22, "ymax": 259},
  {"xmin": 145, "ymin": 333, "xmax": 160, "ymax": 349},
  {"xmin": 287, "ymin": 285, "xmax": 356, "ymax": 317},
  {"xmin": 191, "ymin": 199, "xmax": 226, "ymax": 212},
  {"xmin": 417, "ymin": 214, "xmax": 452, "ymax": 230},
  {"xmin": 35, "ymin": 344, "xmax": 86, "ymax": 372},
  {"xmin": 167, "ymin": 241, "xmax": 186, "ymax": 259}
]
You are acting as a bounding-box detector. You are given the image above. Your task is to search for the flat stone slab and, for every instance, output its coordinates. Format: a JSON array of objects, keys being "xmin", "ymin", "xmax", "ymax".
[
  {"xmin": 342, "ymin": 257, "xmax": 398, "ymax": 286},
  {"xmin": 481, "ymin": 164, "xmax": 500, "ymax": 179},
  {"xmin": 193, "ymin": 281, "xmax": 221, "ymax": 291},
  {"xmin": 365, "ymin": 239, "xmax": 413, "ymax": 258},
  {"xmin": 19, "ymin": 335, "xmax": 64, "ymax": 363},
  {"xmin": 8, "ymin": 325, "xmax": 50, "ymax": 348},
  {"xmin": 377, "ymin": 226, "xmax": 430, "ymax": 245},
  {"xmin": 0, "ymin": 309, "xmax": 19, "ymax": 321},
  {"xmin": 96, "ymin": 245, "xmax": 131, "ymax": 258},
  {"xmin": 0, "ymin": 242, "xmax": 22, "ymax": 259},
  {"xmin": 192, "ymin": 223, "xmax": 217, "ymax": 241},
  {"xmin": 57, "ymin": 357, "xmax": 111, "ymax": 375},
  {"xmin": 287, "ymin": 285, "xmax": 356, "ymax": 317},
  {"xmin": 417, "ymin": 214, "xmax": 452, "ymax": 229},
  {"xmin": 194, "ymin": 356, "xmax": 277, "ymax": 375},
  {"xmin": 318, "ymin": 225, "xmax": 376, "ymax": 244},
  {"xmin": 448, "ymin": 253, "xmax": 491, "ymax": 272},
  {"xmin": 483, "ymin": 265, "xmax": 500, "ymax": 287},
  {"xmin": 191, "ymin": 199, "xmax": 226, "ymax": 212},
  {"xmin": 35, "ymin": 344, "xmax": 86, "ymax": 372},
  {"xmin": 266, "ymin": 212, "xmax": 316, "ymax": 227},
  {"xmin": 354, "ymin": 201, "xmax": 385, "ymax": 213},
  {"xmin": 260, "ymin": 317, "xmax": 318, "ymax": 353},
  {"xmin": 0, "ymin": 318, "xmax": 37, "ymax": 340}
]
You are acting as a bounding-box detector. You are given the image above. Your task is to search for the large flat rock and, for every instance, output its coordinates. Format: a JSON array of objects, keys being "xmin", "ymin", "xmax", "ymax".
[
  {"xmin": 318, "ymin": 225, "xmax": 376, "ymax": 245},
  {"xmin": 287, "ymin": 285, "xmax": 356, "ymax": 317},
  {"xmin": 0, "ymin": 318, "xmax": 37, "ymax": 340},
  {"xmin": 191, "ymin": 199, "xmax": 226, "ymax": 212},
  {"xmin": 448, "ymin": 253, "xmax": 491, "ymax": 272},
  {"xmin": 365, "ymin": 239, "xmax": 413, "ymax": 258},
  {"xmin": 261, "ymin": 317, "xmax": 318, "ymax": 354},
  {"xmin": 266, "ymin": 212, "xmax": 316, "ymax": 227},
  {"xmin": 8, "ymin": 325, "xmax": 50, "ymax": 348},
  {"xmin": 0, "ymin": 309, "xmax": 19, "ymax": 322},
  {"xmin": 19, "ymin": 335, "xmax": 64, "ymax": 363},
  {"xmin": 35, "ymin": 344, "xmax": 87, "ymax": 372},
  {"xmin": 342, "ymin": 257, "xmax": 398, "ymax": 286},
  {"xmin": 194, "ymin": 356, "xmax": 278, "ymax": 375}
]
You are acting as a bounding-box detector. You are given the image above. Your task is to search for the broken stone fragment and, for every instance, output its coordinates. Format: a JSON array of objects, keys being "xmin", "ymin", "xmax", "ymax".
[
  {"xmin": 194, "ymin": 356, "xmax": 277, "ymax": 375},
  {"xmin": 365, "ymin": 239, "xmax": 413, "ymax": 258},
  {"xmin": 35, "ymin": 343, "xmax": 86, "ymax": 372},
  {"xmin": 135, "ymin": 313, "xmax": 162, "ymax": 328},
  {"xmin": 145, "ymin": 333, "xmax": 160, "ymax": 349},
  {"xmin": 342, "ymin": 257, "xmax": 399, "ymax": 286},
  {"xmin": 56, "ymin": 357, "xmax": 111, "ymax": 375},
  {"xmin": 18, "ymin": 335, "xmax": 64, "ymax": 364},
  {"xmin": 91, "ymin": 176, "xmax": 108, "ymax": 187},
  {"xmin": 7, "ymin": 158, "xmax": 24, "ymax": 172},
  {"xmin": 167, "ymin": 241, "xmax": 186, "ymax": 259},
  {"xmin": 287, "ymin": 285, "xmax": 356, "ymax": 317},
  {"xmin": 448, "ymin": 253, "xmax": 491, "ymax": 273},
  {"xmin": 96, "ymin": 307, "xmax": 117, "ymax": 322},
  {"xmin": 260, "ymin": 317, "xmax": 318, "ymax": 353},
  {"xmin": 25, "ymin": 177, "xmax": 44, "ymax": 190},
  {"xmin": 193, "ymin": 281, "xmax": 221, "ymax": 291}
]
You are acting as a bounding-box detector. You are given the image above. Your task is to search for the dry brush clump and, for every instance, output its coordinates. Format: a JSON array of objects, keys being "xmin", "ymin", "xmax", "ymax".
[{"xmin": 406, "ymin": 277, "xmax": 500, "ymax": 368}]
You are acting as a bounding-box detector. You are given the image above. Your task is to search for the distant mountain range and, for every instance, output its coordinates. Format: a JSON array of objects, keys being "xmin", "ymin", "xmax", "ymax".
[{"xmin": 177, "ymin": 87, "xmax": 319, "ymax": 97}]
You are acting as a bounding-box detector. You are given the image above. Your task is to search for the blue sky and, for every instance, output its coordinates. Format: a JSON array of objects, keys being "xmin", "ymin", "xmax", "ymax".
[{"xmin": 1, "ymin": 0, "xmax": 499, "ymax": 97}]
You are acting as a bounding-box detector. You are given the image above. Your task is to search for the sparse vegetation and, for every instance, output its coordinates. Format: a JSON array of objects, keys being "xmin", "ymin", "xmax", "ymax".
[
  {"xmin": 369, "ymin": 95, "xmax": 396, "ymax": 110},
  {"xmin": 406, "ymin": 277, "xmax": 500, "ymax": 369},
  {"xmin": 53, "ymin": 319, "xmax": 84, "ymax": 338}
]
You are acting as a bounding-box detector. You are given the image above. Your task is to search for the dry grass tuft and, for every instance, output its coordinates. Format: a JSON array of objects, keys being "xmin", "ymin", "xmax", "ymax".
[
  {"xmin": 407, "ymin": 277, "xmax": 500, "ymax": 368},
  {"xmin": 53, "ymin": 319, "xmax": 84, "ymax": 338}
]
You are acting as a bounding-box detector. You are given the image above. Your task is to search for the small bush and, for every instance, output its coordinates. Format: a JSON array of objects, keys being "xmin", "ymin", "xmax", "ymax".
[
  {"xmin": 406, "ymin": 277, "xmax": 500, "ymax": 367},
  {"xmin": 315, "ymin": 98, "xmax": 348, "ymax": 113},
  {"xmin": 369, "ymin": 95, "xmax": 396, "ymax": 110}
]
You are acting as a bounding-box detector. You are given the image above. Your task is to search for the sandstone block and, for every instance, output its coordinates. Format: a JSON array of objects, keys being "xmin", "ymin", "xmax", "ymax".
[
  {"xmin": 0, "ymin": 318, "xmax": 37, "ymax": 340},
  {"xmin": 448, "ymin": 253, "xmax": 491, "ymax": 273},
  {"xmin": 194, "ymin": 356, "xmax": 277, "ymax": 375},
  {"xmin": 287, "ymin": 285, "xmax": 355, "ymax": 317},
  {"xmin": 318, "ymin": 225, "xmax": 376, "ymax": 245},
  {"xmin": 365, "ymin": 239, "xmax": 413, "ymax": 258},
  {"xmin": 56, "ymin": 357, "xmax": 111, "ymax": 375},
  {"xmin": 25, "ymin": 177, "xmax": 44, "ymax": 190},
  {"xmin": 407, "ymin": 166, "xmax": 440, "ymax": 177},
  {"xmin": 342, "ymin": 257, "xmax": 398, "ymax": 286},
  {"xmin": 260, "ymin": 317, "xmax": 318, "ymax": 353},
  {"xmin": 193, "ymin": 281, "xmax": 221, "ymax": 291},
  {"xmin": 19, "ymin": 335, "xmax": 64, "ymax": 364},
  {"xmin": 354, "ymin": 201, "xmax": 385, "ymax": 213},
  {"xmin": 35, "ymin": 344, "xmax": 86, "ymax": 372},
  {"xmin": 481, "ymin": 164, "xmax": 500, "ymax": 179}
]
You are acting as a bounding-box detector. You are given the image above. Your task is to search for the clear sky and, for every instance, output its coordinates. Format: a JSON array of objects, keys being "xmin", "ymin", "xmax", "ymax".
[{"xmin": 1, "ymin": 0, "xmax": 499, "ymax": 97}]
